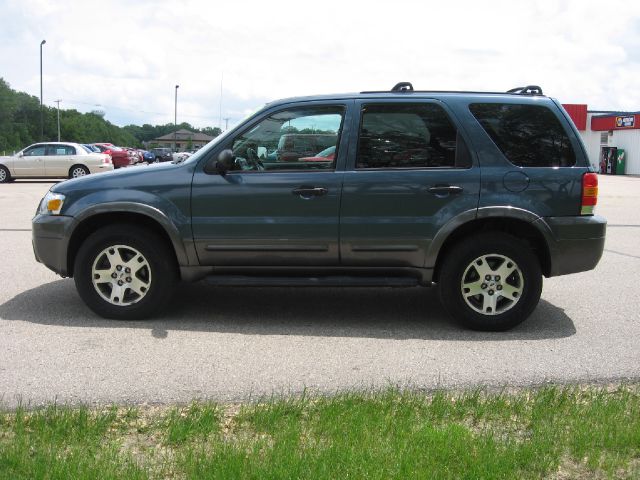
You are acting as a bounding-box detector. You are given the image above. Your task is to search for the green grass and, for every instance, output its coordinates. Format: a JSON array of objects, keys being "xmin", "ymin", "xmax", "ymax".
[{"xmin": 1, "ymin": 386, "xmax": 639, "ymax": 479}]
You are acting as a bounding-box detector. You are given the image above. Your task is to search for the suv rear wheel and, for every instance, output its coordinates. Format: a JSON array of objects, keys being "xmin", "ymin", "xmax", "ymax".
[
  {"xmin": 73, "ymin": 224, "xmax": 177, "ymax": 319},
  {"xmin": 438, "ymin": 232, "xmax": 542, "ymax": 331}
]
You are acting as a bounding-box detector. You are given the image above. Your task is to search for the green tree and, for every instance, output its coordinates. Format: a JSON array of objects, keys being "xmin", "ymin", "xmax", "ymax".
[{"xmin": 0, "ymin": 77, "xmax": 222, "ymax": 153}]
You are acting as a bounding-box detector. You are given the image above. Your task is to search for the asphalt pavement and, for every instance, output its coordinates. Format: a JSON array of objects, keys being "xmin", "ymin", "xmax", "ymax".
[{"xmin": 0, "ymin": 176, "xmax": 638, "ymax": 408}]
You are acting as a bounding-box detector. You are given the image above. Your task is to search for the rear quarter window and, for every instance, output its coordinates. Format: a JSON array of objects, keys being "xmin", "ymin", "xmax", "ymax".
[{"xmin": 469, "ymin": 103, "xmax": 576, "ymax": 167}]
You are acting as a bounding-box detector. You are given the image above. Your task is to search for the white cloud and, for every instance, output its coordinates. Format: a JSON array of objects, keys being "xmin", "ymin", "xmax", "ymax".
[{"xmin": 1, "ymin": 0, "xmax": 639, "ymax": 130}]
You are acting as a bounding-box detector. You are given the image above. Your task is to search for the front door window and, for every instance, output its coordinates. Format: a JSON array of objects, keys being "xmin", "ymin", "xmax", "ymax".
[{"xmin": 228, "ymin": 106, "xmax": 344, "ymax": 172}]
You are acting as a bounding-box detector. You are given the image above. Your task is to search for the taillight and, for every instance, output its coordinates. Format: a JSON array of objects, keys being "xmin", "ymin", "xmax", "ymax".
[
  {"xmin": 581, "ymin": 172, "xmax": 598, "ymax": 215},
  {"xmin": 103, "ymin": 156, "xmax": 112, "ymax": 164},
  {"xmin": 104, "ymin": 149, "xmax": 112, "ymax": 155}
]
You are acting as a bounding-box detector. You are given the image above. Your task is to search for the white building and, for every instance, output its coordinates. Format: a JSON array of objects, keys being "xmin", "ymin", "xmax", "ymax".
[{"xmin": 563, "ymin": 104, "xmax": 640, "ymax": 175}]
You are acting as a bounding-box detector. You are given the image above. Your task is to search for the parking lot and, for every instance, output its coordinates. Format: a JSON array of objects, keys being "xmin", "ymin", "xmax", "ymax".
[{"xmin": 0, "ymin": 175, "xmax": 639, "ymax": 408}]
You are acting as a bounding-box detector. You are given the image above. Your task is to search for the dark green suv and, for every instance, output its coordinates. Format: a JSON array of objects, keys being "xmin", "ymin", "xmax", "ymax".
[{"xmin": 32, "ymin": 83, "xmax": 606, "ymax": 330}]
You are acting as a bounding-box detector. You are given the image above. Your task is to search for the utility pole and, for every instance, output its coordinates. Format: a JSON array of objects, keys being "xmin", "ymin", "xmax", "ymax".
[
  {"xmin": 40, "ymin": 39, "xmax": 46, "ymax": 141},
  {"xmin": 174, "ymin": 85, "xmax": 179, "ymax": 152},
  {"xmin": 55, "ymin": 99, "xmax": 61, "ymax": 141},
  {"xmin": 223, "ymin": 117, "xmax": 230, "ymax": 131}
]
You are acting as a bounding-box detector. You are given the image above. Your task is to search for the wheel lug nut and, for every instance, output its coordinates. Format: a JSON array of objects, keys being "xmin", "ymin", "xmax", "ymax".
[
  {"xmin": 126, "ymin": 277, "xmax": 132, "ymax": 283},
  {"xmin": 125, "ymin": 267, "xmax": 131, "ymax": 273},
  {"xmin": 485, "ymin": 275, "xmax": 491, "ymax": 281},
  {"xmin": 117, "ymin": 280, "xmax": 123, "ymax": 286},
  {"xmin": 488, "ymin": 290, "xmax": 494, "ymax": 295},
  {"xmin": 111, "ymin": 273, "xmax": 117, "ymax": 279},
  {"xmin": 116, "ymin": 265, "xmax": 122, "ymax": 271},
  {"xmin": 481, "ymin": 283, "xmax": 487, "ymax": 289},
  {"xmin": 495, "ymin": 276, "xmax": 500, "ymax": 281},
  {"xmin": 497, "ymin": 285, "xmax": 502, "ymax": 291}
]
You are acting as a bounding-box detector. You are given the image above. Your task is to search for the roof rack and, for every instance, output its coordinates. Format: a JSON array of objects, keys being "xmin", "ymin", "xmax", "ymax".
[
  {"xmin": 359, "ymin": 82, "xmax": 546, "ymax": 96},
  {"xmin": 506, "ymin": 85, "xmax": 544, "ymax": 95},
  {"xmin": 391, "ymin": 82, "xmax": 414, "ymax": 92}
]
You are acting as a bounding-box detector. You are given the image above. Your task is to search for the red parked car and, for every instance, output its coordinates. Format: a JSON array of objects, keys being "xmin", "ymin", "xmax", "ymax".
[
  {"xmin": 93, "ymin": 144, "xmax": 131, "ymax": 169},
  {"xmin": 299, "ymin": 145, "xmax": 336, "ymax": 163}
]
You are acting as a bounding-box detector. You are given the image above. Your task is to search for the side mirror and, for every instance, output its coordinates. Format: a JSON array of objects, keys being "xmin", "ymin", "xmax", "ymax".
[
  {"xmin": 205, "ymin": 149, "xmax": 233, "ymax": 175},
  {"xmin": 214, "ymin": 161, "xmax": 228, "ymax": 176},
  {"xmin": 17, "ymin": 152, "xmax": 24, "ymax": 158}
]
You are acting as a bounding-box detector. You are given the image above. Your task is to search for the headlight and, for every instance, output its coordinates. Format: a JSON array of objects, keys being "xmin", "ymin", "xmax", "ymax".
[{"xmin": 38, "ymin": 192, "xmax": 66, "ymax": 215}]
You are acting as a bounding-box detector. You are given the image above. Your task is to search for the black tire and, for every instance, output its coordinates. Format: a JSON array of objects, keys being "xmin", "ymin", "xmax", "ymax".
[
  {"xmin": 0, "ymin": 165, "xmax": 11, "ymax": 183},
  {"xmin": 73, "ymin": 224, "xmax": 178, "ymax": 319},
  {"xmin": 437, "ymin": 232, "xmax": 543, "ymax": 331},
  {"xmin": 69, "ymin": 165, "xmax": 90, "ymax": 179}
]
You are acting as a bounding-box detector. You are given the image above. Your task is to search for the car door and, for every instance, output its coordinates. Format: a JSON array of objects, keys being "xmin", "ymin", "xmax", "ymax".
[
  {"xmin": 191, "ymin": 101, "xmax": 352, "ymax": 266},
  {"xmin": 14, "ymin": 144, "xmax": 46, "ymax": 176},
  {"xmin": 45, "ymin": 144, "xmax": 74, "ymax": 176},
  {"xmin": 339, "ymin": 99, "xmax": 480, "ymax": 268}
]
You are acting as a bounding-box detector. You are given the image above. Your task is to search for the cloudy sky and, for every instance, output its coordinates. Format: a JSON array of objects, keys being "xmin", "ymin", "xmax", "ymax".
[{"xmin": 1, "ymin": 0, "xmax": 639, "ymax": 129}]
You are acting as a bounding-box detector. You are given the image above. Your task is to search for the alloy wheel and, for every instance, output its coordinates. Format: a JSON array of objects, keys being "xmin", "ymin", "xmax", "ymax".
[
  {"xmin": 460, "ymin": 254, "xmax": 524, "ymax": 315},
  {"xmin": 91, "ymin": 244, "xmax": 152, "ymax": 306},
  {"xmin": 72, "ymin": 167, "xmax": 87, "ymax": 178}
]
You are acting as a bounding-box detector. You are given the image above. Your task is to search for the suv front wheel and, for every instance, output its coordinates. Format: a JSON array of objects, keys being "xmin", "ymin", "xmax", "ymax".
[
  {"xmin": 438, "ymin": 232, "xmax": 543, "ymax": 331},
  {"xmin": 73, "ymin": 224, "xmax": 177, "ymax": 319}
]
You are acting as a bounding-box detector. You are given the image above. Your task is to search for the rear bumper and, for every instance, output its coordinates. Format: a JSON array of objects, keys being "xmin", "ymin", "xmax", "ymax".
[
  {"xmin": 32, "ymin": 214, "xmax": 75, "ymax": 277},
  {"xmin": 535, "ymin": 215, "xmax": 607, "ymax": 277},
  {"xmin": 88, "ymin": 164, "xmax": 114, "ymax": 174}
]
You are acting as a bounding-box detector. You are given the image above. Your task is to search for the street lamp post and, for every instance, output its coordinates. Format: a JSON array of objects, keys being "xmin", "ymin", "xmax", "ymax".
[
  {"xmin": 174, "ymin": 85, "xmax": 179, "ymax": 152},
  {"xmin": 40, "ymin": 39, "xmax": 46, "ymax": 141},
  {"xmin": 55, "ymin": 99, "xmax": 61, "ymax": 141}
]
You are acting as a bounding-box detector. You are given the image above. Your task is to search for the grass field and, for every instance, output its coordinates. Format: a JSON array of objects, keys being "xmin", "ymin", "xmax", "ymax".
[{"xmin": 1, "ymin": 385, "xmax": 639, "ymax": 479}]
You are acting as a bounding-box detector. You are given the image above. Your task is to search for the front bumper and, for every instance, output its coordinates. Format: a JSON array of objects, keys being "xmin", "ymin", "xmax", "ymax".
[
  {"xmin": 535, "ymin": 215, "xmax": 607, "ymax": 277},
  {"xmin": 32, "ymin": 214, "xmax": 75, "ymax": 277}
]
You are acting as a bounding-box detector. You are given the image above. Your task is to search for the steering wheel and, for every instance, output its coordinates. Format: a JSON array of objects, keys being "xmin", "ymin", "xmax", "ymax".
[{"xmin": 246, "ymin": 148, "xmax": 264, "ymax": 171}]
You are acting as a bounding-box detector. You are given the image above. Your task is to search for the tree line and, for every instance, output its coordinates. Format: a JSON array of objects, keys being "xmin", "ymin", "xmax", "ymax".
[{"xmin": 0, "ymin": 78, "xmax": 221, "ymax": 154}]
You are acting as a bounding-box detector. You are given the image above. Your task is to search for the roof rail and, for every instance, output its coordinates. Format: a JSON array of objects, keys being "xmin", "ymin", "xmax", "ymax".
[
  {"xmin": 359, "ymin": 82, "xmax": 546, "ymax": 96},
  {"xmin": 507, "ymin": 85, "xmax": 544, "ymax": 95}
]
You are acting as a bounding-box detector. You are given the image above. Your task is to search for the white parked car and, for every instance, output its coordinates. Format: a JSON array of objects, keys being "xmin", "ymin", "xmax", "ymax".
[{"xmin": 0, "ymin": 142, "xmax": 113, "ymax": 182}]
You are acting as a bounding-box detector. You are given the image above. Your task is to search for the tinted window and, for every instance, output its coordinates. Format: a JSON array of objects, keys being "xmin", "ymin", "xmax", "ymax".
[
  {"xmin": 229, "ymin": 106, "xmax": 344, "ymax": 172},
  {"xmin": 469, "ymin": 103, "xmax": 576, "ymax": 167},
  {"xmin": 357, "ymin": 103, "xmax": 466, "ymax": 169}
]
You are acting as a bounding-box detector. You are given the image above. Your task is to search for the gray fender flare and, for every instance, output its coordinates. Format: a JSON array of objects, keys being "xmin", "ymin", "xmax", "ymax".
[
  {"xmin": 71, "ymin": 202, "xmax": 190, "ymax": 265},
  {"xmin": 425, "ymin": 206, "xmax": 556, "ymax": 268}
]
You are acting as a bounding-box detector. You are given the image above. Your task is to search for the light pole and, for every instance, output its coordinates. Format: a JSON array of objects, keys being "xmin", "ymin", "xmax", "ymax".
[
  {"xmin": 40, "ymin": 39, "xmax": 46, "ymax": 141},
  {"xmin": 55, "ymin": 99, "xmax": 61, "ymax": 141},
  {"xmin": 174, "ymin": 85, "xmax": 179, "ymax": 152}
]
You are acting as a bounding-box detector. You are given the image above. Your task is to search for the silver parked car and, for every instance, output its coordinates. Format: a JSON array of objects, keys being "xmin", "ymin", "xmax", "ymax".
[{"xmin": 0, "ymin": 142, "xmax": 113, "ymax": 182}]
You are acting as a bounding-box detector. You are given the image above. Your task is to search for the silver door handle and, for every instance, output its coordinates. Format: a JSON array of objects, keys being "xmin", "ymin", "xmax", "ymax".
[
  {"xmin": 292, "ymin": 187, "xmax": 328, "ymax": 197},
  {"xmin": 428, "ymin": 185, "xmax": 463, "ymax": 195}
]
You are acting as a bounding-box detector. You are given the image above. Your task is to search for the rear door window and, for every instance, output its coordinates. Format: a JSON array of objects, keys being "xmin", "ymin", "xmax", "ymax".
[
  {"xmin": 356, "ymin": 103, "xmax": 470, "ymax": 169},
  {"xmin": 48, "ymin": 145, "xmax": 75, "ymax": 155},
  {"xmin": 469, "ymin": 103, "xmax": 576, "ymax": 167}
]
